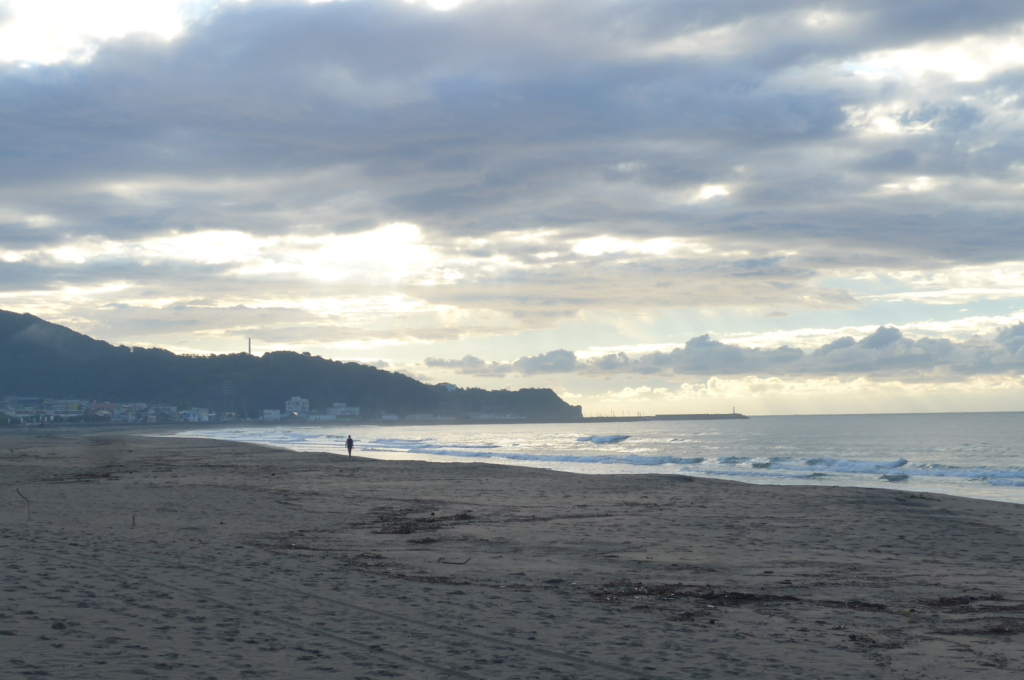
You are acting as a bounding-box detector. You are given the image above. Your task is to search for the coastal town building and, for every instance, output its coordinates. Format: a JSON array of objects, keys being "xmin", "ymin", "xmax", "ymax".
[
  {"xmin": 284, "ymin": 396, "xmax": 309, "ymax": 415},
  {"xmin": 1, "ymin": 394, "xmax": 366, "ymax": 425},
  {"xmin": 148, "ymin": 405, "xmax": 179, "ymax": 423},
  {"xmin": 112, "ymin": 403, "xmax": 149, "ymax": 423},
  {"xmin": 51, "ymin": 399, "xmax": 90, "ymax": 413},
  {"xmin": 181, "ymin": 407, "xmax": 210, "ymax": 423},
  {"xmin": 326, "ymin": 402, "xmax": 360, "ymax": 418},
  {"xmin": 1, "ymin": 397, "xmax": 179, "ymax": 424},
  {"xmin": 1, "ymin": 397, "xmax": 96, "ymax": 422}
]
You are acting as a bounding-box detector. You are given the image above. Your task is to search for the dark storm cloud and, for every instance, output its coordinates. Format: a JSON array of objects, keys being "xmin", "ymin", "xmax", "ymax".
[{"xmin": 3, "ymin": 0, "xmax": 1024, "ymax": 311}]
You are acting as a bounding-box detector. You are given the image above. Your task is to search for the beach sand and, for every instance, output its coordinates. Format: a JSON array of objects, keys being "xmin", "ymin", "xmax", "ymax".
[{"xmin": 2, "ymin": 431, "xmax": 1023, "ymax": 679}]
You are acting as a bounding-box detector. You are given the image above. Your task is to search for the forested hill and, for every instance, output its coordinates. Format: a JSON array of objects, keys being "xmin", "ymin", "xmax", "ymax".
[{"xmin": 0, "ymin": 310, "xmax": 582, "ymax": 420}]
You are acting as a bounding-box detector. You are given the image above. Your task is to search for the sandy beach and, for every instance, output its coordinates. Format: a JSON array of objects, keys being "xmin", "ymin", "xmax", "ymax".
[{"xmin": 2, "ymin": 430, "xmax": 1023, "ymax": 679}]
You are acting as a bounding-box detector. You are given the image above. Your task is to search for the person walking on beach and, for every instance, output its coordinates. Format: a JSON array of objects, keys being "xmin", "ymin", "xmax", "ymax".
[{"xmin": 346, "ymin": 435, "xmax": 354, "ymax": 457}]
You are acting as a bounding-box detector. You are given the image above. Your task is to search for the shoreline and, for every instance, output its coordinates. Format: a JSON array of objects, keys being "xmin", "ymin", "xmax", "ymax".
[
  {"xmin": 0, "ymin": 411, "xmax": 748, "ymax": 432},
  {"xmin": 2, "ymin": 431, "xmax": 1023, "ymax": 678},
  {"xmin": 15, "ymin": 408, "xmax": 1024, "ymax": 434},
  {"xmin": 166, "ymin": 421, "xmax": 1024, "ymax": 507}
]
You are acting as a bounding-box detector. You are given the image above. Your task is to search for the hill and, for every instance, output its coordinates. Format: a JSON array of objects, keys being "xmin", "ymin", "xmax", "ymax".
[{"xmin": 0, "ymin": 310, "xmax": 582, "ymax": 420}]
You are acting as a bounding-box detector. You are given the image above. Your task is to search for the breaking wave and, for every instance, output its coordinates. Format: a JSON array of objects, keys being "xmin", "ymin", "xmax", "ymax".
[
  {"xmin": 174, "ymin": 413, "xmax": 1024, "ymax": 503},
  {"xmin": 577, "ymin": 435, "xmax": 631, "ymax": 444}
]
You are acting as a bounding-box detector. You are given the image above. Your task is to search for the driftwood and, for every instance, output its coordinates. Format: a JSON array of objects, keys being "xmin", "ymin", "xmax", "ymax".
[{"xmin": 437, "ymin": 557, "xmax": 471, "ymax": 565}]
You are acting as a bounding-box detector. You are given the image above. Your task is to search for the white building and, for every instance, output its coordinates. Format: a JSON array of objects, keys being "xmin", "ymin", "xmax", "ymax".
[
  {"xmin": 262, "ymin": 409, "xmax": 281, "ymax": 422},
  {"xmin": 284, "ymin": 396, "xmax": 309, "ymax": 415},
  {"xmin": 181, "ymin": 407, "xmax": 209, "ymax": 423},
  {"xmin": 326, "ymin": 402, "xmax": 360, "ymax": 417}
]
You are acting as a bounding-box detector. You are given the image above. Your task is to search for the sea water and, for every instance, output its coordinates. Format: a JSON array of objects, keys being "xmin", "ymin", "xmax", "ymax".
[{"xmin": 176, "ymin": 412, "xmax": 1024, "ymax": 504}]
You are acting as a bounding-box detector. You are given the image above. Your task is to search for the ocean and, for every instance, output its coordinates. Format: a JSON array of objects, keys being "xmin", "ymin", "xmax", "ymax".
[{"xmin": 176, "ymin": 412, "xmax": 1024, "ymax": 504}]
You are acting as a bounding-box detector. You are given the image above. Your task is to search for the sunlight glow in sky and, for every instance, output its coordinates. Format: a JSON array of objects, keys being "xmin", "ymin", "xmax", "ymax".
[
  {"xmin": 5, "ymin": 0, "xmax": 1024, "ymax": 415},
  {"xmin": 0, "ymin": 0, "xmax": 192, "ymax": 64}
]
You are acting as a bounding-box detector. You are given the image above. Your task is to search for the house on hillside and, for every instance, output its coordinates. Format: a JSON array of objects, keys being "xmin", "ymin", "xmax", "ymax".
[{"xmin": 285, "ymin": 396, "xmax": 309, "ymax": 416}]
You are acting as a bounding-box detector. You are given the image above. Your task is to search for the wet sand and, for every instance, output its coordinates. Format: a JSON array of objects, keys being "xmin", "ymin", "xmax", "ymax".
[{"xmin": 2, "ymin": 431, "xmax": 1024, "ymax": 678}]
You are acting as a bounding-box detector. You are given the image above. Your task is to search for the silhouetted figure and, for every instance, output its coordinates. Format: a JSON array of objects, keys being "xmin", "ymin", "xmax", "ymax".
[{"xmin": 346, "ymin": 435, "xmax": 354, "ymax": 457}]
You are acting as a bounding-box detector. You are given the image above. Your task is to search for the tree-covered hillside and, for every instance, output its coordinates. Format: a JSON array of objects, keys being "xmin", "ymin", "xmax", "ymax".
[{"xmin": 0, "ymin": 310, "xmax": 582, "ymax": 420}]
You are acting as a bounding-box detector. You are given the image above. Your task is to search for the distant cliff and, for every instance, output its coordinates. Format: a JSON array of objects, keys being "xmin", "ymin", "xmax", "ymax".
[{"xmin": 0, "ymin": 310, "xmax": 582, "ymax": 420}]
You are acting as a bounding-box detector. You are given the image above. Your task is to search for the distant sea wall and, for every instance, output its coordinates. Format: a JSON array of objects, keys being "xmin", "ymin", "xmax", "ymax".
[{"xmin": 581, "ymin": 413, "xmax": 749, "ymax": 423}]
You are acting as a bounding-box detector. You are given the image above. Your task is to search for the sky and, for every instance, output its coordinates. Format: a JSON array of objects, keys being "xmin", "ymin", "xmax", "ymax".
[{"xmin": 4, "ymin": 0, "xmax": 1024, "ymax": 416}]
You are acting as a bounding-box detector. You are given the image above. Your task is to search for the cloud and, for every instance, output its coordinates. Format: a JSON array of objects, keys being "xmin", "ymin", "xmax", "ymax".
[
  {"xmin": 595, "ymin": 385, "xmax": 668, "ymax": 402},
  {"xmin": 5, "ymin": 0, "xmax": 1024, "ymax": 398},
  {"xmin": 512, "ymin": 349, "xmax": 578, "ymax": 374},
  {"xmin": 593, "ymin": 324, "xmax": 1024, "ymax": 378},
  {"xmin": 628, "ymin": 334, "xmax": 805, "ymax": 374},
  {"xmin": 1, "ymin": 1, "xmax": 1023, "ymax": 265},
  {"xmin": 425, "ymin": 348, "xmax": 577, "ymax": 376},
  {"xmin": 424, "ymin": 354, "xmax": 510, "ymax": 376},
  {"xmin": 425, "ymin": 323, "xmax": 1024, "ymax": 381}
]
